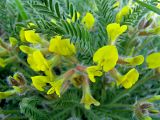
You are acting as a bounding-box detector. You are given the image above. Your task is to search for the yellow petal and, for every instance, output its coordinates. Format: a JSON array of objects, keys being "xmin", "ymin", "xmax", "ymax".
[
  {"xmin": 47, "ymin": 79, "xmax": 64, "ymax": 97},
  {"xmin": 86, "ymin": 66, "xmax": 102, "ymax": 82},
  {"xmin": 106, "ymin": 23, "xmax": 127, "ymax": 43},
  {"xmin": 9, "ymin": 37, "xmax": 18, "ymax": 47},
  {"xmin": 33, "ymin": 51, "xmax": 49, "ymax": 71},
  {"xmin": 19, "ymin": 45, "xmax": 36, "ymax": 54},
  {"xmin": 27, "ymin": 54, "xmax": 39, "ymax": 71},
  {"xmin": 27, "ymin": 50, "xmax": 49, "ymax": 71},
  {"xmin": 19, "ymin": 28, "xmax": 26, "ymax": 42},
  {"xmin": 81, "ymin": 12, "xmax": 95, "ymax": 30},
  {"xmin": 118, "ymin": 68, "xmax": 139, "ymax": 89},
  {"xmin": 121, "ymin": 80, "xmax": 133, "ymax": 89},
  {"xmin": 93, "ymin": 45, "xmax": 118, "ymax": 72},
  {"xmin": 49, "ymin": 36, "xmax": 61, "ymax": 53},
  {"xmin": 31, "ymin": 76, "xmax": 49, "ymax": 91},
  {"xmin": 24, "ymin": 30, "xmax": 41, "ymax": 44},
  {"xmin": 81, "ymin": 91, "xmax": 100, "ymax": 109},
  {"xmin": 116, "ymin": 6, "xmax": 130, "ymax": 23},
  {"xmin": 49, "ymin": 36, "xmax": 76, "ymax": 56},
  {"xmin": 146, "ymin": 52, "xmax": 160, "ymax": 69},
  {"xmin": 124, "ymin": 55, "xmax": 144, "ymax": 66}
]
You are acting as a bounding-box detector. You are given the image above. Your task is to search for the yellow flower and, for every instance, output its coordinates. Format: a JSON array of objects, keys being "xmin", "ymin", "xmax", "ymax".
[
  {"xmin": 49, "ymin": 36, "xmax": 76, "ymax": 56},
  {"xmin": 81, "ymin": 86, "xmax": 100, "ymax": 109},
  {"xmin": 86, "ymin": 66, "xmax": 103, "ymax": 82},
  {"xmin": 93, "ymin": 45, "xmax": 118, "ymax": 72},
  {"xmin": 124, "ymin": 55, "xmax": 144, "ymax": 66},
  {"xmin": 81, "ymin": 92, "xmax": 100, "ymax": 109},
  {"xmin": 106, "ymin": 23, "xmax": 127, "ymax": 44},
  {"xmin": 117, "ymin": 68, "xmax": 139, "ymax": 89},
  {"xmin": 81, "ymin": 12, "xmax": 95, "ymax": 30},
  {"xmin": 116, "ymin": 6, "xmax": 130, "ymax": 23},
  {"xmin": 19, "ymin": 28, "xmax": 26, "ymax": 42},
  {"xmin": 19, "ymin": 45, "xmax": 36, "ymax": 54},
  {"xmin": 67, "ymin": 12, "xmax": 80, "ymax": 23},
  {"xmin": 9, "ymin": 37, "xmax": 18, "ymax": 47},
  {"xmin": 27, "ymin": 50, "xmax": 49, "ymax": 71},
  {"xmin": 19, "ymin": 29, "xmax": 41, "ymax": 43},
  {"xmin": 146, "ymin": 52, "xmax": 160, "ymax": 69},
  {"xmin": 0, "ymin": 58, "xmax": 6, "ymax": 67},
  {"xmin": 47, "ymin": 79, "xmax": 64, "ymax": 97},
  {"xmin": 31, "ymin": 76, "xmax": 49, "ymax": 91},
  {"xmin": 24, "ymin": 30, "xmax": 41, "ymax": 43}
]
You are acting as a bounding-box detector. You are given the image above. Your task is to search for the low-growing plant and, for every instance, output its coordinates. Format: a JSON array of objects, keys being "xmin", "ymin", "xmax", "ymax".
[{"xmin": 0, "ymin": 0, "xmax": 160, "ymax": 119}]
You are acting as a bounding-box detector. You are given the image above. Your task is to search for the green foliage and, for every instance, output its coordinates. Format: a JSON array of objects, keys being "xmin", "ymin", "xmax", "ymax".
[
  {"xmin": 20, "ymin": 97, "xmax": 48, "ymax": 120},
  {"xmin": 0, "ymin": 0, "xmax": 160, "ymax": 120}
]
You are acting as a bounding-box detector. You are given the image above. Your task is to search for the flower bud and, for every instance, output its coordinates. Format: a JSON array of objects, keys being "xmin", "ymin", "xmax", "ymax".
[
  {"xmin": 9, "ymin": 37, "xmax": 18, "ymax": 47},
  {"xmin": 8, "ymin": 72, "xmax": 26, "ymax": 86}
]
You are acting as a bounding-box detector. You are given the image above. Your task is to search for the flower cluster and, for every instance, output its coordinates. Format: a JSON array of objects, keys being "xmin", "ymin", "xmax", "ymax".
[
  {"xmin": 0, "ymin": 5, "xmax": 159, "ymax": 112},
  {"xmin": 87, "ymin": 22, "xmax": 144, "ymax": 89},
  {"xmin": 0, "ymin": 11, "xmax": 96, "ymax": 109},
  {"xmin": 14, "ymin": 18, "xmax": 100, "ymax": 109}
]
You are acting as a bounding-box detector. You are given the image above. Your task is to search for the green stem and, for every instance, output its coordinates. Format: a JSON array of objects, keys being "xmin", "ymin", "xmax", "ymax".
[
  {"xmin": 110, "ymin": 70, "xmax": 153, "ymax": 104},
  {"xmin": 0, "ymin": 50, "xmax": 8, "ymax": 56},
  {"xmin": 5, "ymin": 56, "xmax": 17, "ymax": 63},
  {"xmin": 100, "ymin": 78, "xmax": 106, "ymax": 103},
  {"xmin": 125, "ymin": 32, "xmax": 138, "ymax": 56}
]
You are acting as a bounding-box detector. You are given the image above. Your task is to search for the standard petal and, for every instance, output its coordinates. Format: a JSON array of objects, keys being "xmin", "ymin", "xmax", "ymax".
[
  {"xmin": 31, "ymin": 76, "xmax": 49, "ymax": 91},
  {"xmin": 93, "ymin": 45, "xmax": 118, "ymax": 72}
]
